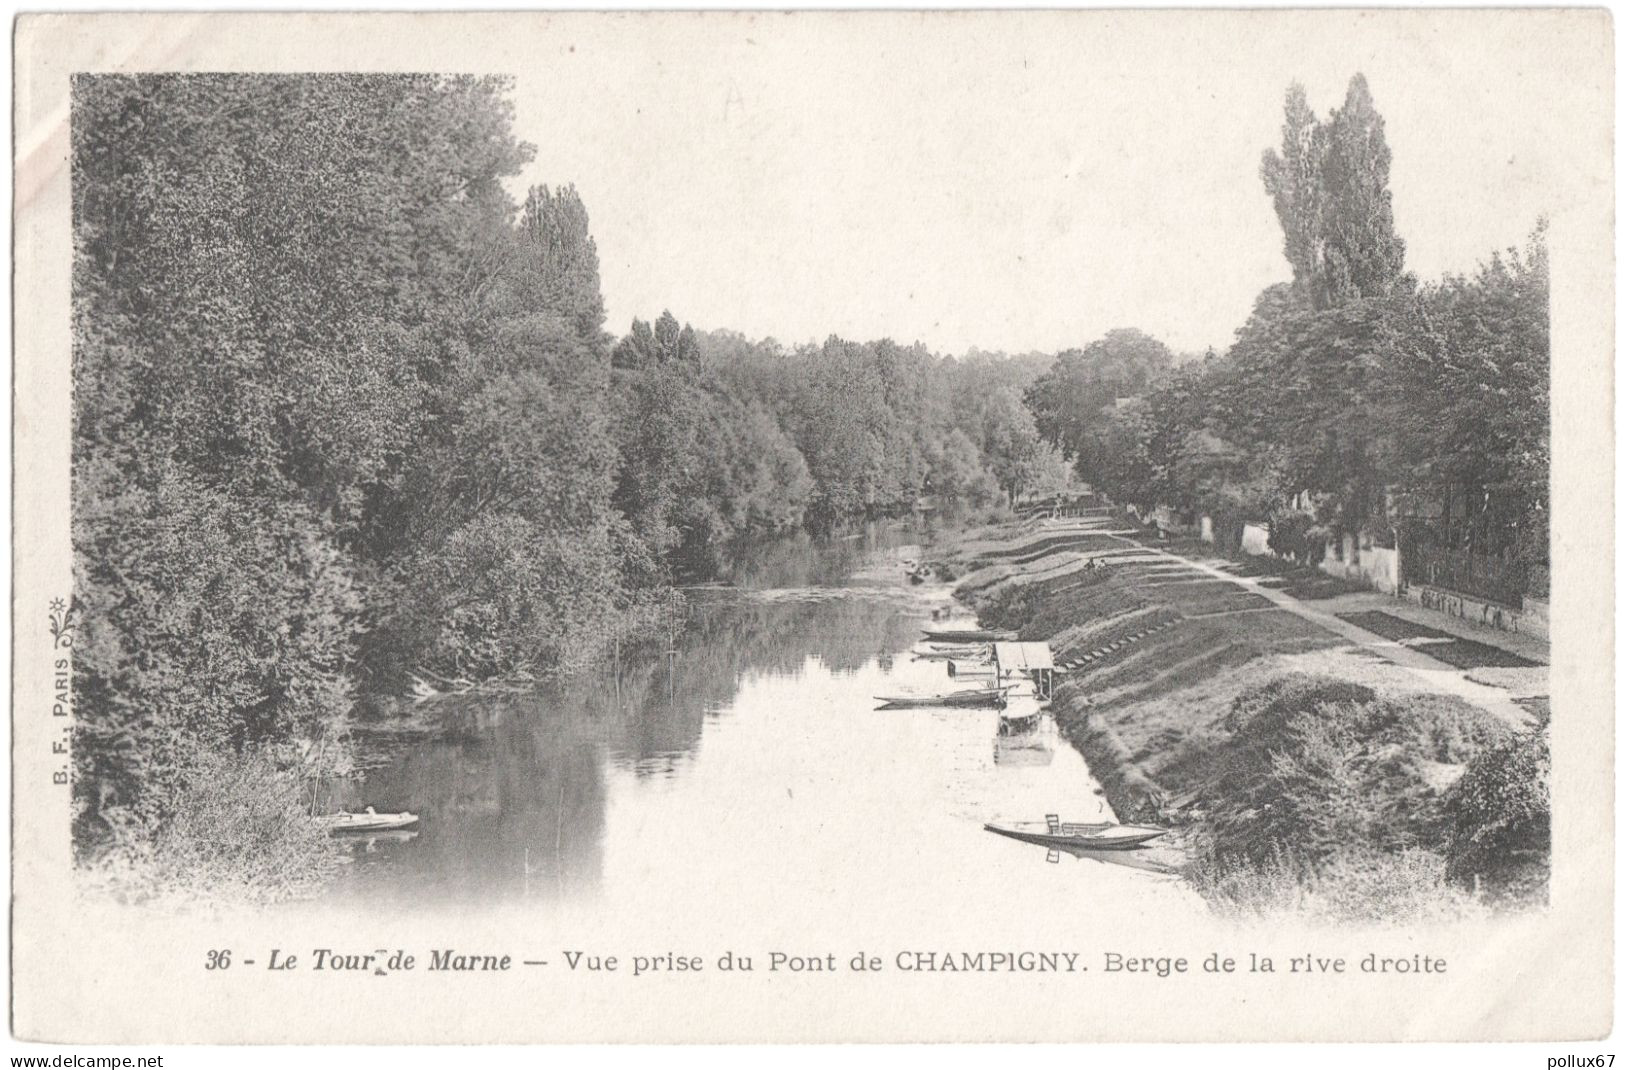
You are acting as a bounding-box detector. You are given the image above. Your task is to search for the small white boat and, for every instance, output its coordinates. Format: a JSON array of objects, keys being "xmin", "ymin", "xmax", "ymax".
[
  {"xmin": 324, "ymin": 806, "xmax": 420, "ymax": 833},
  {"xmin": 913, "ymin": 645, "xmax": 989, "ymax": 661},
  {"xmin": 875, "ymin": 685, "xmax": 1013, "ymax": 709},
  {"xmin": 984, "ymin": 817, "xmax": 1167, "ymax": 851},
  {"xmin": 946, "ymin": 659, "xmax": 995, "ymax": 678},
  {"xmin": 922, "ymin": 627, "xmax": 1013, "ymax": 643}
]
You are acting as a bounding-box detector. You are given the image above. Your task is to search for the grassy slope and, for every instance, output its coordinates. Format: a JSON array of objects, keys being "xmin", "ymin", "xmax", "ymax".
[{"xmin": 952, "ymin": 518, "xmax": 1538, "ymax": 922}]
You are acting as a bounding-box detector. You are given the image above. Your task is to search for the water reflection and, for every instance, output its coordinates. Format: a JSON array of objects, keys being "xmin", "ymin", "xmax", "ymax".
[
  {"xmin": 706, "ymin": 524, "xmax": 923, "ymax": 591},
  {"xmin": 327, "ymin": 694, "xmax": 612, "ymax": 904},
  {"xmin": 325, "ymin": 524, "xmax": 944, "ymax": 908},
  {"xmin": 993, "ymin": 715, "xmax": 1056, "ymax": 768},
  {"xmin": 986, "ymin": 834, "xmax": 1184, "ymax": 877},
  {"xmin": 320, "ymin": 520, "xmax": 1189, "ymax": 915},
  {"xmin": 1046, "ymin": 843, "xmax": 1180, "ymax": 876}
]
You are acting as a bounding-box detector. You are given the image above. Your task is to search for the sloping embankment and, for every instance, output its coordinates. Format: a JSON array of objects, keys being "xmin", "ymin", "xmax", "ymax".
[
  {"xmin": 946, "ymin": 510, "xmax": 1545, "ymax": 919},
  {"xmin": 953, "ymin": 516, "xmax": 1342, "ymax": 820}
]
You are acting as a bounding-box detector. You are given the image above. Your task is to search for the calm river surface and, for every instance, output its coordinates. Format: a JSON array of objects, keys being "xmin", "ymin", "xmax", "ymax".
[{"xmin": 320, "ymin": 524, "xmax": 1195, "ymax": 922}]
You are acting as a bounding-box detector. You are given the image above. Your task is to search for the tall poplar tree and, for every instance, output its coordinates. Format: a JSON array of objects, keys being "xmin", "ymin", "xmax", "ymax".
[
  {"xmin": 1260, "ymin": 75, "xmax": 1407, "ymax": 309},
  {"xmin": 1319, "ymin": 74, "xmax": 1408, "ymax": 305}
]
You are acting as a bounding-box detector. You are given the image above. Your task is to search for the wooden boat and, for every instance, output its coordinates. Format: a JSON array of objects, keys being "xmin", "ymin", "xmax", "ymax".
[
  {"xmin": 946, "ymin": 659, "xmax": 995, "ymax": 678},
  {"xmin": 325, "ymin": 806, "xmax": 420, "ymax": 833},
  {"xmin": 875, "ymin": 686, "xmax": 1012, "ymax": 709},
  {"xmin": 984, "ymin": 818, "xmax": 1167, "ymax": 851},
  {"xmin": 348, "ymin": 829, "xmax": 419, "ymax": 845},
  {"xmin": 922, "ymin": 627, "xmax": 1012, "ymax": 643},
  {"xmin": 912, "ymin": 645, "xmax": 988, "ymax": 661},
  {"xmin": 997, "ymin": 703, "xmax": 1046, "ymax": 728}
]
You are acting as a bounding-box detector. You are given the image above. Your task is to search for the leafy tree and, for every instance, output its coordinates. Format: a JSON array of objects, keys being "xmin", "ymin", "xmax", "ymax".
[
  {"xmin": 1382, "ymin": 221, "xmax": 1550, "ymax": 565},
  {"xmin": 613, "ymin": 318, "xmax": 661, "ymax": 370},
  {"xmin": 1192, "ymin": 76, "xmax": 1411, "ymax": 531},
  {"xmin": 922, "ymin": 428, "xmax": 1001, "ymax": 507},
  {"xmin": 1087, "ymin": 361, "xmax": 1214, "ymax": 515},
  {"xmin": 614, "ymin": 310, "xmax": 700, "ymax": 369},
  {"xmin": 376, "ymin": 186, "xmax": 635, "ymax": 680},
  {"xmin": 790, "ymin": 338, "xmax": 892, "ymax": 529},
  {"xmin": 972, "ymin": 387, "xmax": 1046, "ymax": 505},
  {"xmin": 610, "ymin": 316, "xmax": 817, "ymax": 578},
  {"xmin": 1444, "ymin": 726, "xmax": 1550, "ymax": 901},
  {"xmin": 1320, "ymin": 75, "xmax": 1409, "ymax": 305},
  {"xmin": 1261, "ymin": 75, "xmax": 1408, "ymax": 309},
  {"xmin": 1215, "ymin": 290, "xmax": 1396, "ymax": 528},
  {"xmin": 1260, "ymin": 83, "xmax": 1325, "ymax": 297},
  {"xmin": 509, "ymin": 185, "xmax": 609, "ymax": 350},
  {"xmin": 1025, "ymin": 328, "xmax": 1175, "ymax": 485},
  {"xmin": 71, "ymin": 74, "xmax": 537, "ymax": 850}
]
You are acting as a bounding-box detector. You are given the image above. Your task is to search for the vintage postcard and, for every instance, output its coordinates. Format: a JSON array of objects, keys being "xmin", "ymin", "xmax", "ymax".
[{"xmin": 11, "ymin": 10, "xmax": 1614, "ymax": 1044}]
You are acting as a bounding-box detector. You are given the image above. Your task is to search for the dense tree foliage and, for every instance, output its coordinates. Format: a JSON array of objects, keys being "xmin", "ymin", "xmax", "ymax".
[
  {"xmin": 1031, "ymin": 74, "xmax": 1548, "ymax": 598},
  {"xmin": 1444, "ymin": 726, "xmax": 1550, "ymax": 900},
  {"xmin": 1260, "ymin": 75, "xmax": 1409, "ymax": 310},
  {"xmin": 72, "ymin": 73, "xmax": 537, "ymax": 846},
  {"xmin": 1024, "ymin": 328, "xmax": 1175, "ymax": 488},
  {"xmin": 71, "ymin": 74, "xmax": 1062, "ymax": 864},
  {"xmin": 1382, "ymin": 224, "xmax": 1550, "ymax": 565},
  {"xmin": 609, "ymin": 324, "xmax": 1067, "ymax": 549}
]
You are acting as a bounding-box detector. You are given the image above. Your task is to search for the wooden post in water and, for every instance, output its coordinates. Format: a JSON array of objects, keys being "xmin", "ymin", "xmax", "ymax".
[{"xmin": 666, "ymin": 588, "xmax": 678, "ymax": 706}]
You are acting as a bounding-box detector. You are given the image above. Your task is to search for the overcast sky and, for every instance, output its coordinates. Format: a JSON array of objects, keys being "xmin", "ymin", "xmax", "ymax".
[
  {"xmin": 497, "ymin": 11, "xmax": 1599, "ymax": 357},
  {"xmin": 22, "ymin": 12, "xmax": 1603, "ymax": 356}
]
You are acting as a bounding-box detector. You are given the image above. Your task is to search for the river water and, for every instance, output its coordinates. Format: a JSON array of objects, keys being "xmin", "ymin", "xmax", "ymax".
[{"xmin": 320, "ymin": 524, "xmax": 1197, "ymax": 926}]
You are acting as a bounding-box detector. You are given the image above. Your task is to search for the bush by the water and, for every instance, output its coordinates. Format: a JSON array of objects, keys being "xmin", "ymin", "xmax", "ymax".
[
  {"xmin": 1176, "ymin": 672, "xmax": 1538, "ymax": 922},
  {"xmin": 1443, "ymin": 726, "xmax": 1550, "ymax": 903},
  {"xmin": 1204, "ymin": 673, "xmax": 1511, "ymax": 869},
  {"xmin": 1189, "ymin": 842, "xmax": 1483, "ymax": 925},
  {"xmin": 80, "ymin": 749, "xmax": 341, "ymax": 907}
]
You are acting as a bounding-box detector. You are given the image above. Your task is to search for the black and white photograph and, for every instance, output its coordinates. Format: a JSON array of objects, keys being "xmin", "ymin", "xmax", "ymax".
[{"xmin": 10, "ymin": 9, "xmax": 1614, "ymax": 1049}]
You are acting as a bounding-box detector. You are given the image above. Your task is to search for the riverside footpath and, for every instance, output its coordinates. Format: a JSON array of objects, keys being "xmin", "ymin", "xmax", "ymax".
[{"xmin": 951, "ymin": 507, "xmax": 1546, "ymax": 733}]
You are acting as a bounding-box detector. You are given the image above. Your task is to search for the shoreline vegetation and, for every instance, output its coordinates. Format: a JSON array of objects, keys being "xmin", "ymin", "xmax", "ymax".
[
  {"xmin": 947, "ymin": 502, "xmax": 1549, "ymax": 924},
  {"xmin": 71, "ymin": 74, "xmax": 1062, "ymax": 905},
  {"xmin": 73, "ymin": 70, "xmax": 1549, "ymax": 919}
]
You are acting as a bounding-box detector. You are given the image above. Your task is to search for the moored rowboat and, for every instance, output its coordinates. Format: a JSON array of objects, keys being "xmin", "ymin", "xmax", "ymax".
[
  {"xmin": 325, "ymin": 807, "xmax": 420, "ymax": 833},
  {"xmin": 917, "ymin": 642, "xmax": 988, "ymax": 657},
  {"xmin": 875, "ymin": 686, "xmax": 1013, "ymax": 709},
  {"xmin": 984, "ymin": 820, "xmax": 1167, "ymax": 851},
  {"xmin": 922, "ymin": 628, "xmax": 1013, "ymax": 643},
  {"xmin": 946, "ymin": 659, "xmax": 995, "ymax": 677}
]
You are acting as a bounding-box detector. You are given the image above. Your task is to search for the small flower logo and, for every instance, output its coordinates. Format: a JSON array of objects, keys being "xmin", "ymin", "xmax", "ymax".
[{"xmin": 49, "ymin": 598, "xmax": 78, "ymax": 649}]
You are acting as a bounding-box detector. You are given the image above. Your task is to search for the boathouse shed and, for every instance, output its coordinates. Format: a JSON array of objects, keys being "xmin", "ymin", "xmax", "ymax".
[{"xmin": 992, "ymin": 641, "xmax": 1055, "ymax": 700}]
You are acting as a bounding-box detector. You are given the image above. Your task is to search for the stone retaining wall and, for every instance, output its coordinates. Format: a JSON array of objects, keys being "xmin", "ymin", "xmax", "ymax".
[{"xmin": 1402, "ymin": 582, "xmax": 1548, "ymax": 641}]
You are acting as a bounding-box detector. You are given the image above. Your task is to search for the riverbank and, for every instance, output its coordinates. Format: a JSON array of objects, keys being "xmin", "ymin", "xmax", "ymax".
[
  {"xmin": 943, "ymin": 504, "xmax": 1551, "ymax": 924},
  {"xmin": 83, "ymin": 521, "xmax": 1008, "ymax": 911}
]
